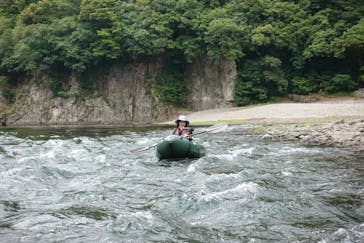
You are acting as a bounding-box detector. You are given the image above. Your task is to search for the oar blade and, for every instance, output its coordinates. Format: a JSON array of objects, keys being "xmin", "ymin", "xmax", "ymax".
[
  {"xmin": 190, "ymin": 123, "xmax": 228, "ymax": 136},
  {"xmin": 130, "ymin": 147, "xmax": 148, "ymax": 153},
  {"xmin": 206, "ymin": 123, "xmax": 228, "ymax": 133}
]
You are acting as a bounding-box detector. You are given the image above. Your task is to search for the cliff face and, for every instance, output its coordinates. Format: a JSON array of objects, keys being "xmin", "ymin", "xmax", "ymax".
[
  {"xmin": 7, "ymin": 62, "xmax": 168, "ymax": 126},
  {"xmin": 186, "ymin": 57, "xmax": 236, "ymax": 110},
  {"xmin": 4, "ymin": 58, "xmax": 237, "ymax": 126}
]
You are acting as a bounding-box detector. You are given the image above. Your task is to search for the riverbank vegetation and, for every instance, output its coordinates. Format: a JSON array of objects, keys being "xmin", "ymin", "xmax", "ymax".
[{"xmin": 0, "ymin": 0, "xmax": 363, "ymax": 106}]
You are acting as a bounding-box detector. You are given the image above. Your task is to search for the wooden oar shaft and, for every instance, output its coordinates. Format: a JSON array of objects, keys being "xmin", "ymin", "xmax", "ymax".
[
  {"xmin": 191, "ymin": 124, "xmax": 227, "ymax": 136},
  {"xmin": 130, "ymin": 143, "xmax": 158, "ymax": 153}
]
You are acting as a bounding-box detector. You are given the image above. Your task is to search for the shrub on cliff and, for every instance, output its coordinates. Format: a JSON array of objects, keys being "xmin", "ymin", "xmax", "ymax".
[
  {"xmin": 155, "ymin": 69, "xmax": 187, "ymax": 107},
  {"xmin": 0, "ymin": 76, "xmax": 14, "ymax": 103}
]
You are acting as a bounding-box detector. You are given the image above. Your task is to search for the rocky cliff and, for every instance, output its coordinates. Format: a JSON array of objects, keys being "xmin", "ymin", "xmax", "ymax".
[
  {"xmin": 186, "ymin": 57, "xmax": 236, "ymax": 110},
  {"xmin": 3, "ymin": 58, "xmax": 237, "ymax": 127},
  {"xmin": 6, "ymin": 62, "xmax": 164, "ymax": 126}
]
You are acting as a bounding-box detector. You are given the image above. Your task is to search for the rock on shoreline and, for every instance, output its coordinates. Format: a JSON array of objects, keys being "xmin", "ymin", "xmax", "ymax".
[{"xmin": 260, "ymin": 119, "xmax": 364, "ymax": 152}]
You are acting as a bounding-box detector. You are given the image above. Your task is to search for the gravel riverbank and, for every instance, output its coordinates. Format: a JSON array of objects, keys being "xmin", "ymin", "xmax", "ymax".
[
  {"xmin": 182, "ymin": 99, "xmax": 364, "ymax": 124},
  {"xmin": 167, "ymin": 98, "xmax": 364, "ymax": 151}
]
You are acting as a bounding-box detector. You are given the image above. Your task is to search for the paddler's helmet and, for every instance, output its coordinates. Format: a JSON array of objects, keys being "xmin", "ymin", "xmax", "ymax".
[{"xmin": 175, "ymin": 115, "xmax": 189, "ymax": 127}]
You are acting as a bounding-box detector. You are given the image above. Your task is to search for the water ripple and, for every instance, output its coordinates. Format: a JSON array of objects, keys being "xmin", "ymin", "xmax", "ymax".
[{"xmin": 0, "ymin": 127, "xmax": 363, "ymax": 242}]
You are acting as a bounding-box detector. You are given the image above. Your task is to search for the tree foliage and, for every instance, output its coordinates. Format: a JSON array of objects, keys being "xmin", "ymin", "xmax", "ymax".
[
  {"xmin": 0, "ymin": 0, "xmax": 363, "ymax": 102},
  {"xmin": 155, "ymin": 67, "xmax": 187, "ymax": 106}
]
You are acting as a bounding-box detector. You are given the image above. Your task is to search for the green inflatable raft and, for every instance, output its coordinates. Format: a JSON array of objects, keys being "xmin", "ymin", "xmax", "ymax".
[{"xmin": 156, "ymin": 135, "xmax": 206, "ymax": 160}]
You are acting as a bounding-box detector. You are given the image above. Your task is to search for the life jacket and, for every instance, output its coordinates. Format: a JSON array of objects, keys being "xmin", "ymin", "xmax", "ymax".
[{"xmin": 173, "ymin": 127, "xmax": 189, "ymax": 136}]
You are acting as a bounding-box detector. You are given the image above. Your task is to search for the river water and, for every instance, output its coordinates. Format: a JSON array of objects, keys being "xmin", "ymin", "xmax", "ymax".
[{"xmin": 0, "ymin": 125, "xmax": 363, "ymax": 242}]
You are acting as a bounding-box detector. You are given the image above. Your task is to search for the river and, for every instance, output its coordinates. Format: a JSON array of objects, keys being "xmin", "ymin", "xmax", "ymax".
[{"xmin": 0, "ymin": 125, "xmax": 363, "ymax": 242}]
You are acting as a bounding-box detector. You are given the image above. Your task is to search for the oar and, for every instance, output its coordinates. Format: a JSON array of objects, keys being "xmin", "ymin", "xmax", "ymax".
[
  {"xmin": 130, "ymin": 142, "xmax": 159, "ymax": 153},
  {"xmin": 130, "ymin": 123, "xmax": 228, "ymax": 153},
  {"xmin": 191, "ymin": 123, "xmax": 228, "ymax": 136}
]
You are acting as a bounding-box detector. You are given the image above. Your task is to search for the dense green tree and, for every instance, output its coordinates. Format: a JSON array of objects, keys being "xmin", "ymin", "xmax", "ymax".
[
  {"xmin": 235, "ymin": 55, "xmax": 287, "ymax": 105},
  {"xmin": 0, "ymin": 0, "xmax": 363, "ymax": 101},
  {"xmin": 79, "ymin": 0, "xmax": 122, "ymax": 59},
  {"xmin": 0, "ymin": 0, "xmax": 39, "ymax": 17},
  {"xmin": 332, "ymin": 18, "xmax": 364, "ymax": 79},
  {"xmin": 118, "ymin": 1, "xmax": 174, "ymax": 57},
  {"xmin": 1, "ymin": 0, "xmax": 84, "ymax": 72},
  {"xmin": 204, "ymin": 18, "xmax": 245, "ymax": 59}
]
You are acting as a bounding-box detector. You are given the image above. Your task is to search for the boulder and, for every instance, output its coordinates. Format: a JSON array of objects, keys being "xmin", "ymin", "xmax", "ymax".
[
  {"xmin": 288, "ymin": 94, "xmax": 320, "ymax": 103},
  {"xmin": 354, "ymin": 88, "xmax": 364, "ymax": 98},
  {"xmin": 261, "ymin": 119, "xmax": 364, "ymax": 150}
]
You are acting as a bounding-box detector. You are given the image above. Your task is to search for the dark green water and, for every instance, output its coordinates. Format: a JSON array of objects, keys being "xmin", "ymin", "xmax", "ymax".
[{"xmin": 0, "ymin": 125, "xmax": 363, "ymax": 242}]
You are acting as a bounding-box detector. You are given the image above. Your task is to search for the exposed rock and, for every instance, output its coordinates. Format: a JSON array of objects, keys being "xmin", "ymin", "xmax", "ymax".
[
  {"xmin": 261, "ymin": 134, "xmax": 272, "ymax": 139},
  {"xmin": 6, "ymin": 61, "xmax": 171, "ymax": 126},
  {"xmin": 288, "ymin": 94, "xmax": 321, "ymax": 103},
  {"xmin": 66, "ymin": 73, "xmax": 80, "ymax": 92},
  {"xmin": 0, "ymin": 113, "xmax": 6, "ymax": 126},
  {"xmin": 185, "ymin": 57, "xmax": 236, "ymax": 110},
  {"xmin": 354, "ymin": 88, "xmax": 364, "ymax": 99},
  {"xmin": 5, "ymin": 57, "xmax": 238, "ymax": 126},
  {"xmin": 260, "ymin": 119, "xmax": 364, "ymax": 151},
  {"xmin": 0, "ymin": 99, "xmax": 7, "ymax": 112}
]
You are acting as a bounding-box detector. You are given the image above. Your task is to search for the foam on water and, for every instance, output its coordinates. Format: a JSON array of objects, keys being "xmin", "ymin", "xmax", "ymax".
[
  {"xmin": 41, "ymin": 148, "xmax": 56, "ymax": 159},
  {"xmin": 269, "ymin": 146, "xmax": 323, "ymax": 156},
  {"xmin": 197, "ymin": 182, "xmax": 259, "ymax": 202},
  {"xmin": 318, "ymin": 224, "xmax": 364, "ymax": 242},
  {"xmin": 96, "ymin": 154, "xmax": 106, "ymax": 163},
  {"xmin": 281, "ymin": 171, "xmax": 293, "ymax": 176},
  {"xmin": 186, "ymin": 163, "xmax": 198, "ymax": 173},
  {"xmin": 186, "ymin": 158, "xmax": 206, "ymax": 173},
  {"xmin": 206, "ymin": 172, "xmax": 241, "ymax": 181},
  {"xmin": 212, "ymin": 147, "xmax": 254, "ymax": 161},
  {"xmin": 13, "ymin": 214, "xmax": 60, "ymax": 230},
  {"xmin": 0, "ymin": 128, "xmax": 363, "ymax": 242},
  {"xmin": 135, "ymin": 137, "xmax": 156, "ymax": 146}
]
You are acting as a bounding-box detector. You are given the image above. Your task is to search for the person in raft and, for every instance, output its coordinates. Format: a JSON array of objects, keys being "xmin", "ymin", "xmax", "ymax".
[{"xmin": 172, "ymin": 115, "xmax": 194, "ymax": 140}]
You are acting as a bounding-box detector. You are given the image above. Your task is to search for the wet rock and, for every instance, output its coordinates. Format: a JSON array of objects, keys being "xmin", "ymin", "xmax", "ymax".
[
  {"xmin": 261, "ymin": 119, "xmax": 364, "ymax": 150},
  {"xmin": 335, "ymin": 119, "xmax": 345, "ymax": 124},
  {"xmin": 298, "ymin": 135, "xmax": 310, "ymax": 141},
  {"xmin": 354, "ymin": 88, "xmax": 364, "ymax": 98},
  {"xmin": 261, "ymin": 134, "xmax": 272, "ymax": 139}
]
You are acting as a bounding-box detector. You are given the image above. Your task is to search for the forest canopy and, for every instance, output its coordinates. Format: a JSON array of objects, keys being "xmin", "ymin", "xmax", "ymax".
[{"xmin": 0, "ymin": 0, "xmax": 363, "ymax": 105}]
